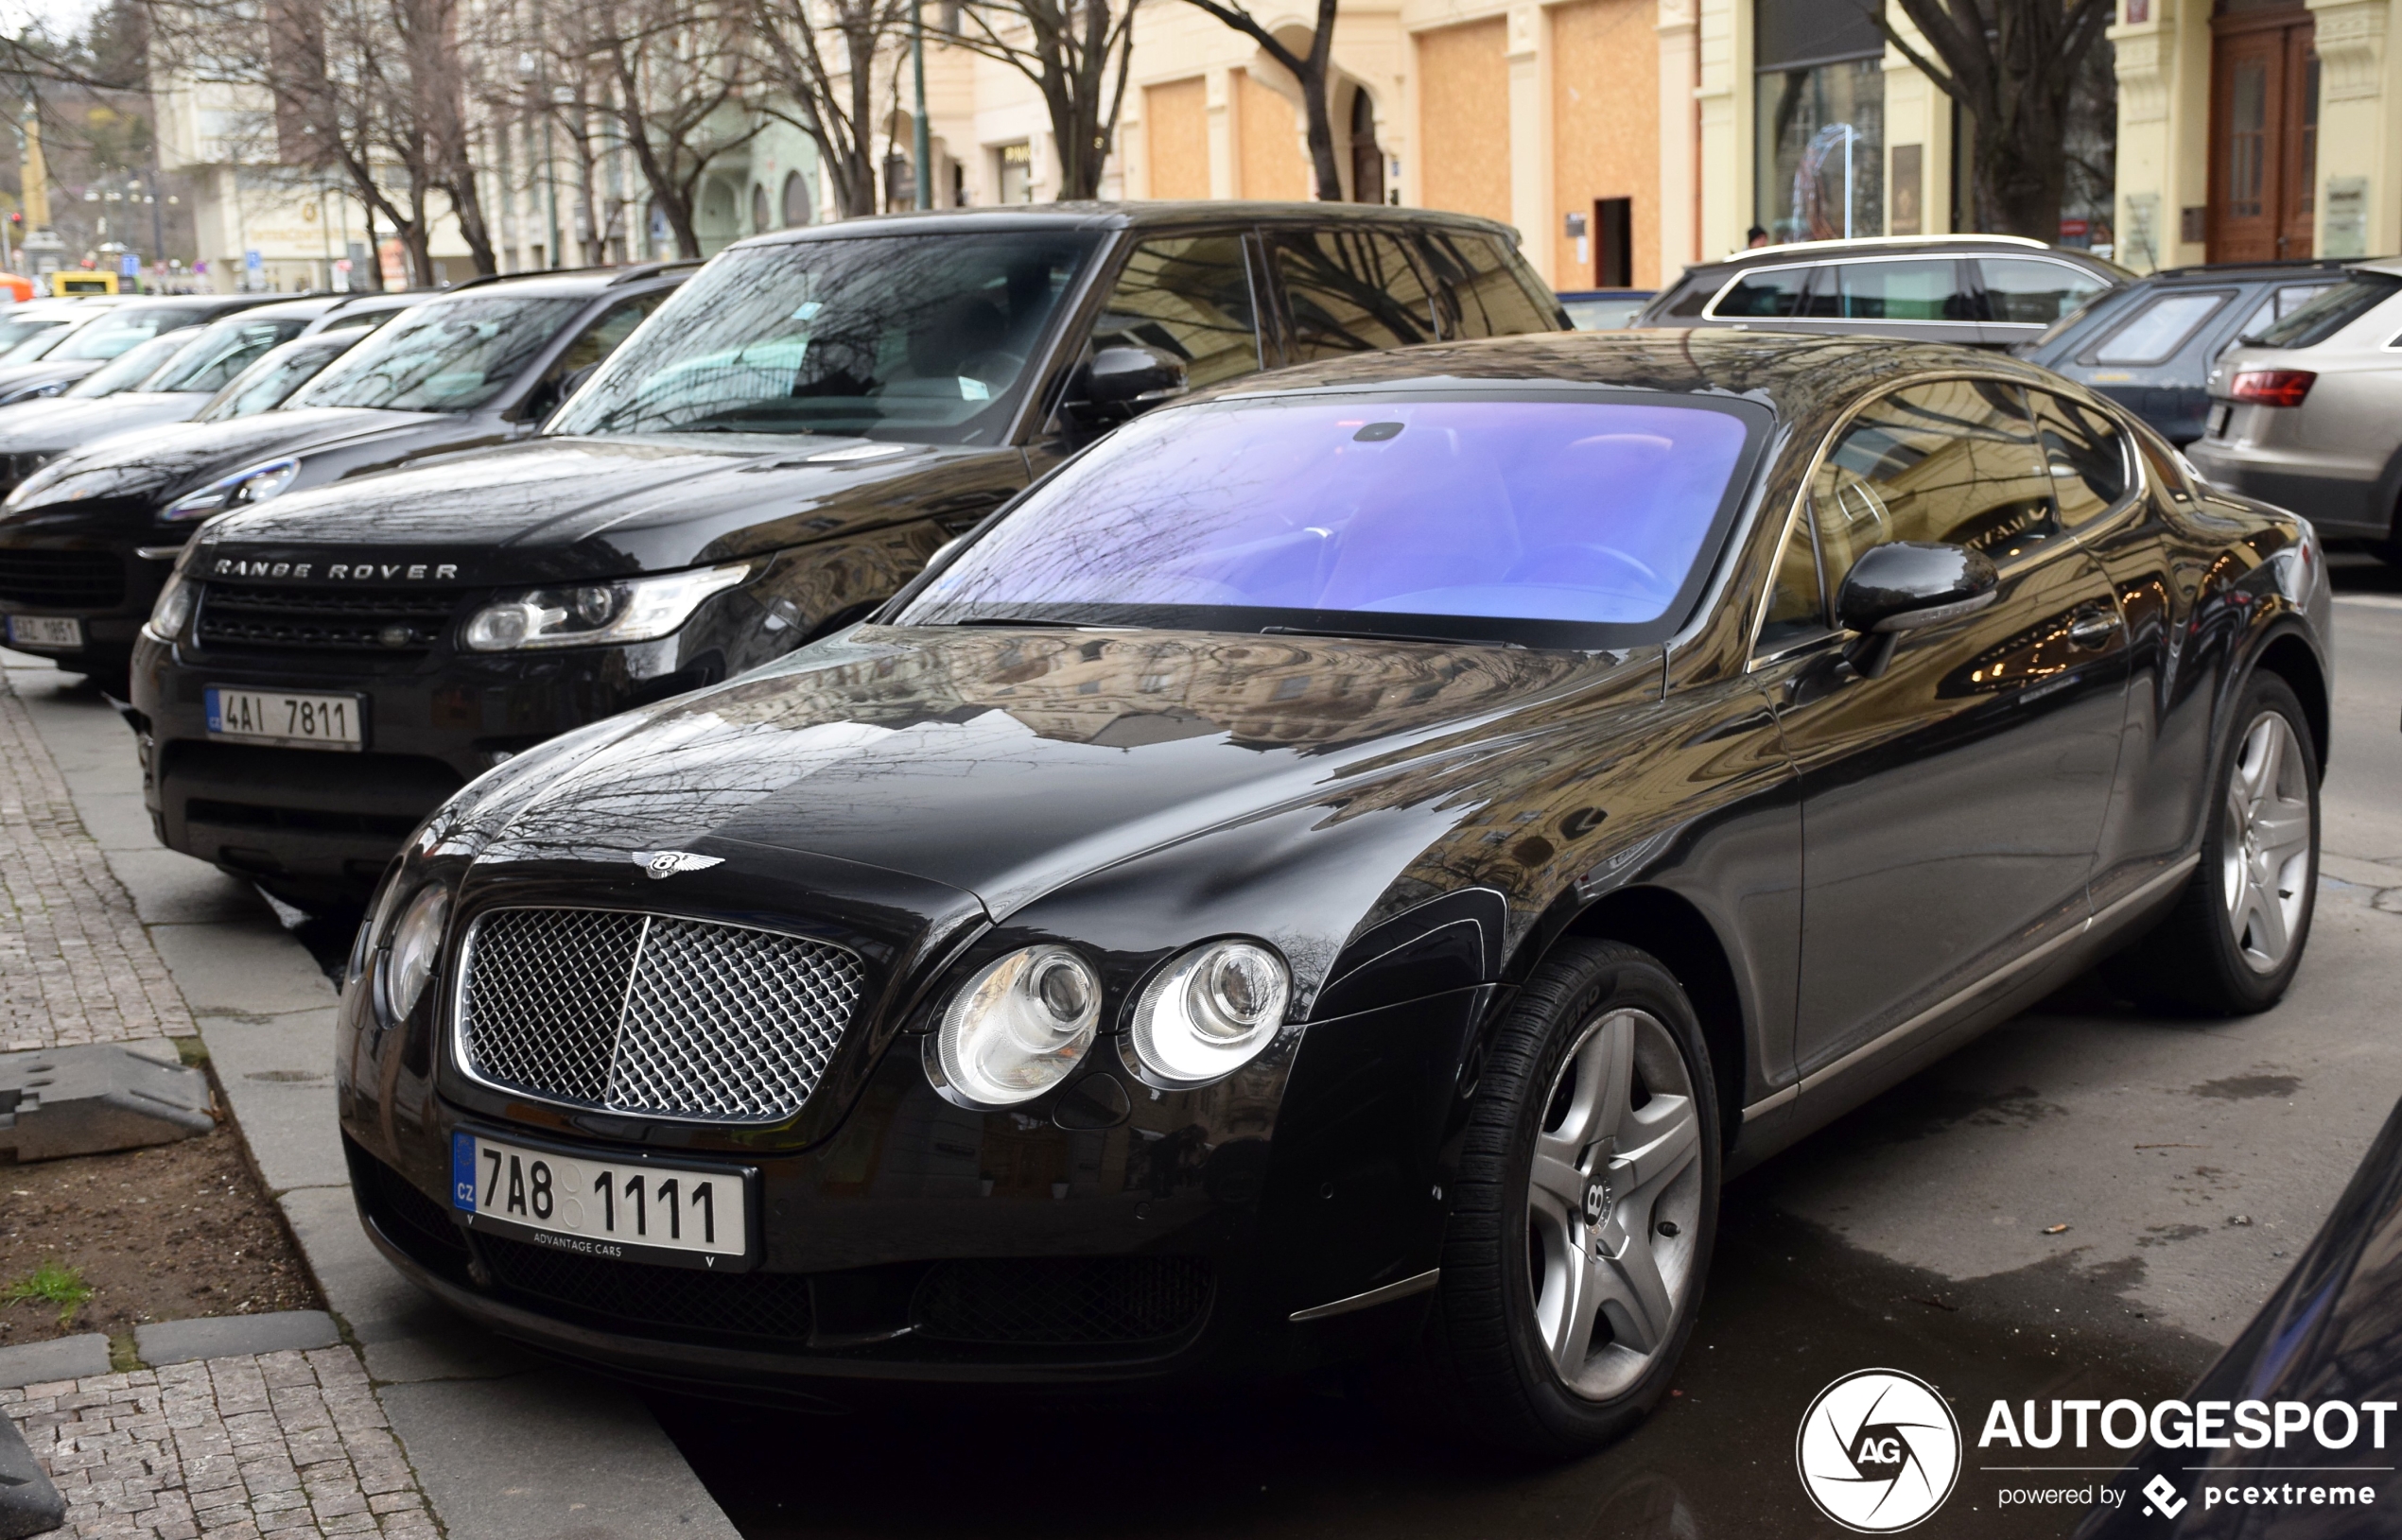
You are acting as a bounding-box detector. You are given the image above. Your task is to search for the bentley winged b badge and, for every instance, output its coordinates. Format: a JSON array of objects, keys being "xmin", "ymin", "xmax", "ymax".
[{"xmin": 635, "ymin": 850, "xmax": 723, "ymax": 879}]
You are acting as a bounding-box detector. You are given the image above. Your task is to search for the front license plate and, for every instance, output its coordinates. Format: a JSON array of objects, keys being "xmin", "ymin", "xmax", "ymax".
[
  {"xmin": 450, "ymin": 1132, "xmax": 752, "ymax": 1266},
  {"xmin": 204, "ymin": 685, "xmax": 363, "ymax": 751},
  {"xmin": 2208, "ymin": 404, "xmax": 2231, "ymax": 439},
  {"xmin": 5, "ymin": 614, "xmax": 82, "ymax": 649}
]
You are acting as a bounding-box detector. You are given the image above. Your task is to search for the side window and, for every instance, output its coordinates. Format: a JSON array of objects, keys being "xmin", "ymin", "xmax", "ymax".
[
  {"xmin": 1272, "ymin": 229, "xmax": 1439, "ymax": 360},
  {"xmin": 1758, "ymin": 506, "xmax": 1830, "ymax": 650},
  {"xmin": 2229, "ymin": 281, "xmax": 2336, "ymax": 352},
  {"xmin": 1811, "ymin": 378, "xmax": 2061, "ymax": 588},
  {"xmin": 1084, "ymin": 234, "xmax": 1261, "ymax": 389},
  {"xmin": 1713, "ymin": 266, "xmax": 1815, "ymax": 318},
  {"xmin": 551, "ymin": 293, "xmax": 669, "ymax": 382},
  {"xmin": 1419, "ymin": 232, "xmax": 1559, "ymax": 337},
  {"xmin": 2085, "ymin": 291, "xmax": 2231, "ymax": 365},
  {"xmin": 1976, "ymin": 258, "xmax": 2111, "ymax": 325},
  {"xmin": 1803, "ymin": 260, "xmax": 1971, "ymax": 321},
  {"xmin": 2028, "ymin": 390, "xmax": 2133, "ymax": 528}
]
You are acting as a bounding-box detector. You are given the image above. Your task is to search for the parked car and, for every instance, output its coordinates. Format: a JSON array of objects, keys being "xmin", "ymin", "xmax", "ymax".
[
  {"xmin": 2077, "ymin": 1095, "xmax": 2402, "ymax": 1537},
  {"xmin": 0, "ymin": 293, "xmax": 274, "ymax": 406},
  {"xmin": 126, "ymin": 204, "xmax": 1566, "ymax": 910},
  {"xmin": 2014, "ymin": 260, "xmax": 2344, "ymax": 444},
  {"xmin": 2188, "ymin": 257, "xmax": 2402, "ymax": 557},
  {"xmin": 191, "ymin": 325, "xmax": 392, "ymax": 423},
  {"xmin": 1635, "ymin": 235, "xmax": 2129, "ymax": 348},
  {"xmin": 0, "ymin": 267, "xmax": 694, "ymax": 695},
  {"xmin": 1559, "ymin": 288, "xmax": 1655, "ymax": 330},
  {"xmin": 0, "ymin": 292, "xmax": 427, "ymax": 502},
  {"xmin": 0, "ymin": 297, "xmax": 109, "ymax": 360},
  {"xmin": 330, "ymin": 329, "xmax": 2326, "ymax": 1452}
]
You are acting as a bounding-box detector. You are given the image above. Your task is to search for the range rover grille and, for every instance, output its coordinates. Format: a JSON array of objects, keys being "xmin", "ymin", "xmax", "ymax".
[
  {"xmin": 0, "ymin": 548, "xmax": 121, "ymax": 608},
  {"xmin": 195, "ymin": 582, "xmax": 468, "ymax": 654},
  {"xmin": 457, "ymin": 908, "xmax": 866, "ymax": 1124}
]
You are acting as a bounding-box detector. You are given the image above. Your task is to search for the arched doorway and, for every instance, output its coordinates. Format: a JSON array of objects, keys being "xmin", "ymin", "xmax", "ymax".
[
  {"xmin": 1349, "ymin": 89, "xmax": 1384, "ymax": 204},
  {"xmin": 782, "ymin": 170, "xmax": 813, "ymax": 227}
]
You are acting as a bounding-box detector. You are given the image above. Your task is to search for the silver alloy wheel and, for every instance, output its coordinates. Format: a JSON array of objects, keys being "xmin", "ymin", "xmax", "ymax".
[
  {"xmin": 2220, "ymin": 710, "xmax": 2313, "ymax": 974},
  {"xmin": 1524, "ymin": 1007, "xmax": 1705, "ymax": 1401}
]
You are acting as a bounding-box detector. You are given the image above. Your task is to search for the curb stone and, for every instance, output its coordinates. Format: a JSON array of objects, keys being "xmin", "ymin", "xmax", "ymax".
[
  {"xmin": 135, "ymin": 1309, "xmax": 341, "ymax": 1367},
  {"xmin": 0, "ymin": 1336, "xmax": 110, "ymax": 1391}
]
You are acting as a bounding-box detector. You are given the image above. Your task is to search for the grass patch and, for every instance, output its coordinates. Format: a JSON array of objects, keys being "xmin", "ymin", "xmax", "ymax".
[
  {"xmin": 173, "ymin": 1035, "xmax": 211, "ymax": 1066},
  {"xmin": 5, "ymin": 1259, "xmax": 96, "ymax": 1326}
]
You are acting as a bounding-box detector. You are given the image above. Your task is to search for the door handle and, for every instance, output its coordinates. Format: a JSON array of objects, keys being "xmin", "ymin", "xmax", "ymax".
[{"xmin": 2066, "ymin": 612, "xmax": 2120, "ymax": 648}]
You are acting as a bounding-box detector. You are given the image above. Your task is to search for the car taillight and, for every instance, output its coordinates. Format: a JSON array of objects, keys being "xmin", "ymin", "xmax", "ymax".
[{"xmin": 2228, "ymin": 370, "xmax": 2317, "ymax": 407}]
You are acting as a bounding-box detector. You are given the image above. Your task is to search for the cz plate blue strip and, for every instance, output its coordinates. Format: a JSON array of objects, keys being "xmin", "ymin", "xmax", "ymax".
[
  {"xmin": 450, "ymin": 1132, "xmax": 477, "ymax": 1212},
  {"xmin": 203, "ymin": 688, "xmax": 222, "ymax": 735}
]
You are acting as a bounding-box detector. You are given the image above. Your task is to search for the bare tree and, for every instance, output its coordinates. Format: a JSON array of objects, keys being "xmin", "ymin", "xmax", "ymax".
[
  {"xmin": 746, "ymin": 0, "xmax": 910, "ymax": 218},
  {"xmin": 950, "ymin": 0, "xmax": 1136, "ymax": 200},
  {"xmin": 1873, "ymin": 0, "xmax": 2114, "ymax": 237},
  {"xmin": 1174, "ymin": 0, "xmax": 1340, "ymax": 200}
]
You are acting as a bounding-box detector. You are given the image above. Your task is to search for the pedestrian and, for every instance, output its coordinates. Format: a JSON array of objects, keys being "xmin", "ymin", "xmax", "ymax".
[{"xmin": 1747, "ymin": 225, "xmax": 1771, "ymax": 249}]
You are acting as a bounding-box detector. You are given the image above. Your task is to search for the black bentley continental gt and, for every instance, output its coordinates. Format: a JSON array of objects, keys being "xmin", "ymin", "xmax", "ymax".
[{"xmin": 337, "ymin": 331, "xmax": 2331, "ymax": 1455}]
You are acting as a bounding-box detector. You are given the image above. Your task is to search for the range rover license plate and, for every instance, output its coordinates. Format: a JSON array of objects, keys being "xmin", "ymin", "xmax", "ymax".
[
  {"xmin": 450, "ymin": 1132, "xmax": 752, "ymax": 1266},
  {"xmin": 5, "ymin": 615, "xmax": 82, "ymax": 649},
  {"xmin": 204, "ymin": 686, "xmax": 363, "ymax": 751}
]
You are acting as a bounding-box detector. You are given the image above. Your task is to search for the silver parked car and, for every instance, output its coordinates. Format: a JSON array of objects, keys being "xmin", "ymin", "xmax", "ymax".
[{"xmin": 2190, "ymin": 257, "xmax": 2402, "ymax": 557}]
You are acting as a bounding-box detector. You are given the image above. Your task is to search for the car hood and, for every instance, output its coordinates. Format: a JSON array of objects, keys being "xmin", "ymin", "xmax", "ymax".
[
  {"xmin": 13, "ymin": 406, "xmax": 444, "ymax": 510},
  {"xmin": 0, "ymin": 392, "xmax": 210, "ymax": 456},
  {"xmin": 193, "ymin": 434, "xmax": 1024, "ymax": 584},
  {"xmin": 459, "ymin": 623, "xmax": 1647, "ymax": 924}
]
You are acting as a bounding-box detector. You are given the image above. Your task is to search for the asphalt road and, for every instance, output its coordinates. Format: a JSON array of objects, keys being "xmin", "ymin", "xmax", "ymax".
[{"xmin": 656, "ymin": 553, "xmax": 2402, "ymax": 1540}]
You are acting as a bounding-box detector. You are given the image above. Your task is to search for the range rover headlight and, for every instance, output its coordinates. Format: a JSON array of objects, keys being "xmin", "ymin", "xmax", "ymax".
[
  {"xmin": 161, "ymin": 457, "xmax": 300, "ymax": 522},
  {"xmin": 377, "ymin": 880, "xmax": 453, "ymax": 1025},
  {"xmin": 145, "ymin": 571, "xmax": 195, "ymax": 642},
  {"xmin": 1127, "ymin": 940, "xmax": 1290, "ymax": 1086},
  {"xmin": 461, "ymin": 562, "xmax": 749, "ymax": 651},
  {"xmin": 931, "ymin": 945, "xmax": 1101, "ymax": 1106}
]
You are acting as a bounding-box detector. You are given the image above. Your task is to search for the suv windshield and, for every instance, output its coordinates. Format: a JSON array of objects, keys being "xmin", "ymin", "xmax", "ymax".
[
  {"xmin": 291, "ymin": 297, "xmax": 583, "ymax": 412},
  {"xmin": 896, "ymin": 392, "xmax": 1766, "ymax": 648},
  {"xmin": 200, "ymin": 334, "xmax": 357, "ymax": 422},
  {"xmin": 47, "ymin": 304, "xmax": 217, "ymax": 361},
  {"xmin": 2252, "ymin": 271, "xmax": 2402, "ymax": 350},
  {"xmin": 0, "ymin": 312, "xmax": 74, "ymax": 358},
  {"xmin": 550, "ymin": 233, "xmax": 1100, "ymax": 445},
  {"xmin": 65, "ymin": 329, "xmax": 199, "ymax": 396},
  {"xmin": 123, "ymin": 315, "xmax": 308, "ymax": 396}
]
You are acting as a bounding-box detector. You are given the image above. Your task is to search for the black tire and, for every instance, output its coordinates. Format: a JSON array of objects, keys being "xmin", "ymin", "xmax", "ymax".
[
  {"xmin": 1407, "ymin": 939, "xmax": 1720, "ymax": 1458},
  {"xmin": 2113, "ymin": 672, "xmax": 2320, "ymax": 1015}
]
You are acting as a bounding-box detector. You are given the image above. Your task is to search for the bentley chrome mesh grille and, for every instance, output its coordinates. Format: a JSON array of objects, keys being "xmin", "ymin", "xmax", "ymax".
[{"xmin": 456, "ymin": 908, "xmax": 866, "ymax": 1123}]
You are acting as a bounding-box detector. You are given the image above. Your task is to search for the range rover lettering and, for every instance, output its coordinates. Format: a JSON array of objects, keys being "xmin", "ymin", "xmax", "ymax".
[
  {"xmin": 335, "ymin": 331, "xmax": 2328, "ymax": 1455},
  {"xmin": 131, "ymin": 204, "xmax": 1565, "ymax": 910}
]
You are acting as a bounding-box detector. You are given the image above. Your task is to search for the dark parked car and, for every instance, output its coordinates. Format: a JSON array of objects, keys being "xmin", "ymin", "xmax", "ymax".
[
  {"xmin": 331, "ymin": 330, "xmax": 2326, "ymax": 1454},
  {"xmin": 0, "ymin": 268, "xmax": 690, "ymax": 694},
  {"xmin": 190, "ymin": 325, "xmax": 392, "ymax": 424},
  {"xmin": 0, "ymin": 293, "xmax": 274, "ymax": 406},
  {"xmin": 127, "ymin": 203, "xmax": 1565, "ymax": 909},
  {"xmin": 0, "ymin": 293, "xmax": 423, "ymax": 501},
  {"xmin": 2079, "ymin": 1095, "xmax": 2402, "ymax": 1536},
  {"xmin": 1636, "ymin": 235, "xmax": 2128, "ymax": 348},
  {"xmin": 2015, "ymin": 260, "xmax": 2343, "ymax": 444}
]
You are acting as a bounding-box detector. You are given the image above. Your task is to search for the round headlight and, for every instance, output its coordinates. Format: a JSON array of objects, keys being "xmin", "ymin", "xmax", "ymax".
[
  {"xmin": 379, "ymin": 882, "xmax": 452, "ymax": 1023},
  {"xmin": 1128, "ymin": 940, "xmax": 1290, "ymax": 1086},
  {"xmin": 934, "ymin": 945, "xmax": 1100, "ymax": 1105}
]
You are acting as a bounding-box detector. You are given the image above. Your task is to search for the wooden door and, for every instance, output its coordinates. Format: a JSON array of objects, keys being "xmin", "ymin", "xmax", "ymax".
[{"xmin": 2209, "ymin": 12, "xmax": 2318, "ymax": 262}]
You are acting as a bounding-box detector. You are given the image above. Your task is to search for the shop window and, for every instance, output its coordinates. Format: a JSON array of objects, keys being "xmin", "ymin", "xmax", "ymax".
[
  {"xmin": 997, "ymin": 142, "xmax": 1035, "ymax": 203},
  {"xmin": 1755, "ymin": 59, "xmax": 1884, "ymax": 244}
]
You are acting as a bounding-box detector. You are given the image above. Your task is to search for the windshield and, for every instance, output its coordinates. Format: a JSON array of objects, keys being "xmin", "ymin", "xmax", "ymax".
[
  {"xmin": 199, "ymin": 334, "xmax": 358, "ymax": 422},
  {"xmin": 895, "ymin": 393, "xmax": 1766, "ymax": 647},
  {"xmin": 290, "ymin": 296, "xmax": 582, "ymax": 412},
  {"xmin": 550, "ymin": 234, "xmax": 1100, "ymax": 445},
  {"xmin": 122, "ymin": 314, "xmax": 310, "ymax": 396},
  {"xmin": 0, "ymin": 313, "xmax": 73, "ymax": 358},
  {"xmin": 2253, "ymin": 272, "xmax": 2402, "ymax": 350},
  {"xmin": 47, "ymin": 303, "xmax": 216, "ymax": 361},
  {"xmin": 65, "ymin": 329, "xmax": 199, "ymax": 396}
]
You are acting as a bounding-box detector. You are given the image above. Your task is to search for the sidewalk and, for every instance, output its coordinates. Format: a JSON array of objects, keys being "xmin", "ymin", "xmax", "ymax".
[{"xmin": 1, "ymin": 651, "xmax": 740, "ymax": 1540}]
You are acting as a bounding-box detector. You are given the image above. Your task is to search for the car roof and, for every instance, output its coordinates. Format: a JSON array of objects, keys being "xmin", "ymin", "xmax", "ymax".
[
  {"xmin": 2347, "ymin": 255, "xmax": 2402, "ymax": 279},
  {"xmin": 1687, "ymin": 235, "xmax": 2129, "ymax": 280},
  {"xmin": 1188, "ymin": 329, "xmax": 2069, "ymax": 424},
  {"xmin": 413, "ymin": 263, "xmax": 702, "ymax": 301},
  {"xmin": 729, "ymin": 201, "xmax": 1523, "ymax": 251},
  {"xmin": 236, "ymin": 297, "xmax": 350, "ymax": 322},
  {"xmin": 2133, "ymin": 259, "xmax": 2355, "ymax": 285}
]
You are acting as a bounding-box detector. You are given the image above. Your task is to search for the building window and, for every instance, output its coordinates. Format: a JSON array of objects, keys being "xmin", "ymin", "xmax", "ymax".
[
  {"xmin": 1755, "ymin": 0, "xmax": 1885, "ymax": 242},
  {"xmin": 782, "ymin": 170, "xmax": 813, "ymax": 227},
  {"xmin": 751, "ymin": 182, "xmax": 770, "ymax": 233},
  {"xmin": 997, "ymin": 141, "xmax": 1035, "ymax": 203}
]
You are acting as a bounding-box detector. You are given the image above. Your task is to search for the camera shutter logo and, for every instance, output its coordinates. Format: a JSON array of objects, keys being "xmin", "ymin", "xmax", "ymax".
[{"xmin": 1796, "ymin": 1369, "xmax": 1962, "ymax": 1531}]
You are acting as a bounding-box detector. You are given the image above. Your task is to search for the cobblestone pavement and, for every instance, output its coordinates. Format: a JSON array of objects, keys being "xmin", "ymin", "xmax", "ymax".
[
  {"xmin": 0, "ymin": 670, "xmax": 193, "ymax": 1052},
  {"xmin": 2, "ymin": 1348, "xmax": 440, "ymax": 1540}
]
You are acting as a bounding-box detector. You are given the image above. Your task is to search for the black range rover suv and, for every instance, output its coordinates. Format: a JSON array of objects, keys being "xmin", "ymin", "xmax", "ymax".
[
  {"xmin": 1, "ymin": 267, "xmax": 690, "ymax": 694},
  {"xmin": 131, "ymin": 204, "xmax": 1565, "ymax": 910}
]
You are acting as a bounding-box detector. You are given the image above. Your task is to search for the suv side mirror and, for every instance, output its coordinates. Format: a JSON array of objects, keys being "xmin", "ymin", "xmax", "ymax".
[
  {"xmin": 1835, "ymin": 541, "xmax": 2000, "ymax": 677},
  {"xmin": 1062, "ymin": 344, "xmax": 1188, "ymax": 429}
]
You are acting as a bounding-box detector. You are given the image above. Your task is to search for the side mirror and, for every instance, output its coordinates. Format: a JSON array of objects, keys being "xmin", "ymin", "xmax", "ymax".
[
  {"xmin": 1835, "ymin": 542, "xmax": 2000, "ymax": 678},
  {"xmin": 1063, "ymin": 344, "xmax": 1188, "ymax": 429}
]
